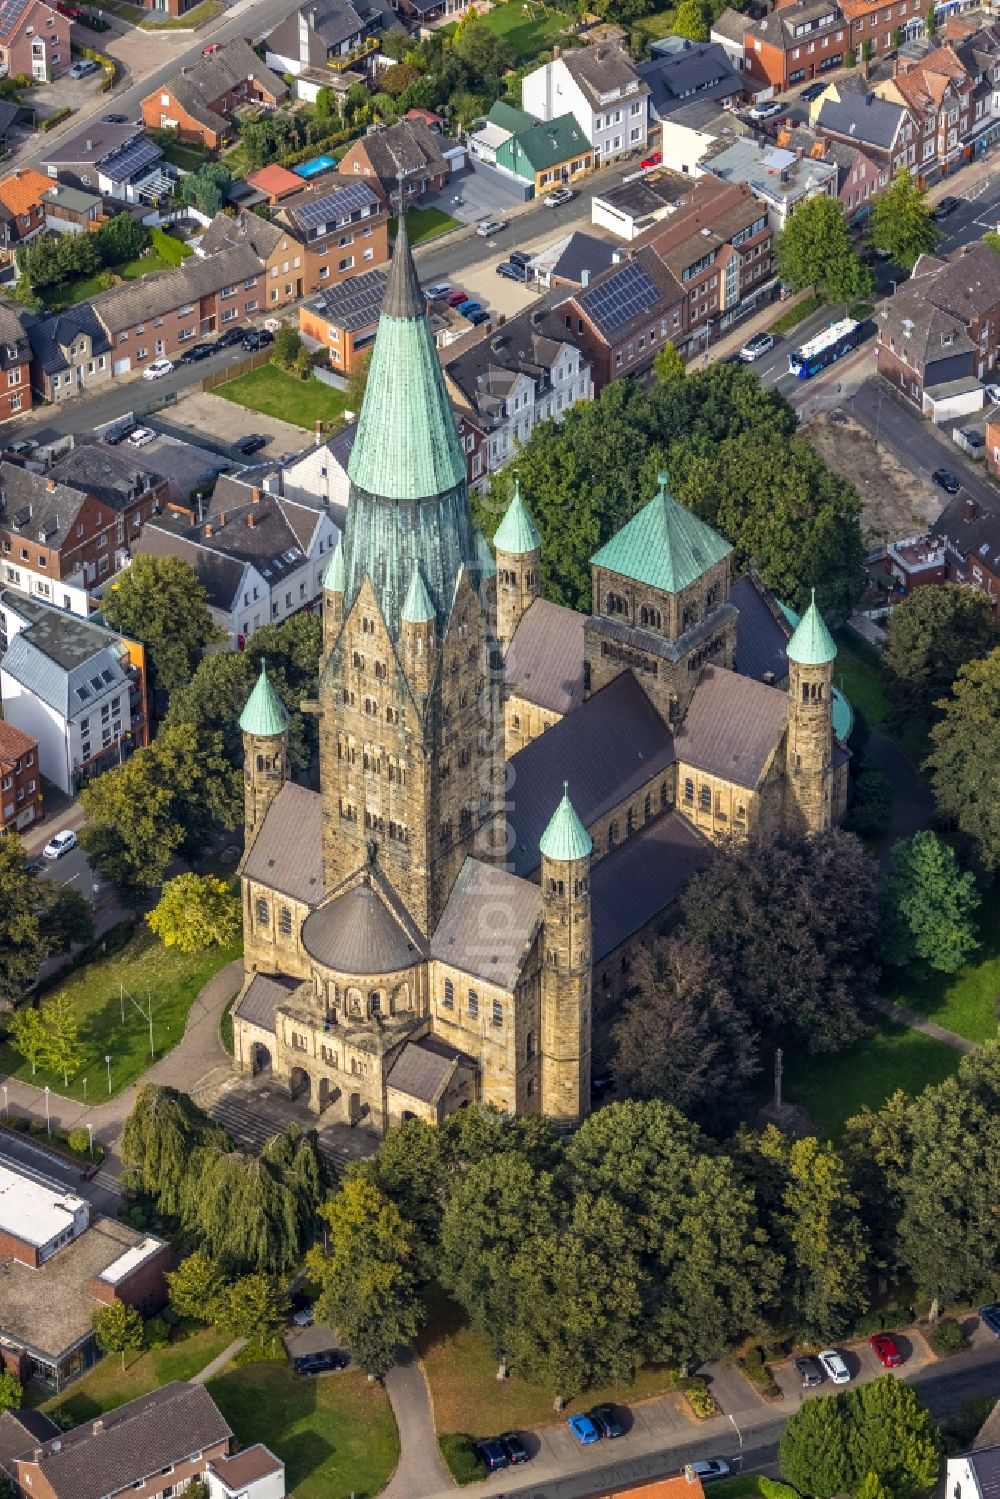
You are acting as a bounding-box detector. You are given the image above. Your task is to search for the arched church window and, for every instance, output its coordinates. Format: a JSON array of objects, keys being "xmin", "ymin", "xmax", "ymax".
[
  {"xmin": 684, "ymin": 778, "xmax": 694, "ymax": 803},
  {"xmin": 371, "ymin": 991, "xmax": 383, "ymax": 1016},
  {"xmin": 279, "ymin": 907, "xmax": 292, "ymax": 937},
  {"xmin": 700, "ymin": 785, "xmax": 711, "ymax": 811},
  {"xmin": 467, "ymin": 990, "xmax": 479, "ymax": 1020},
  {"xmin": 255, "ymin": 897, "xmax": 269, "ymax": 926},
  {"xmin": 443, "ymin": 979, "xmax": 454, "ymax": 1009},
  {"xmin": 803, "ymin": 682, "xmax": 810, "ymax": 703},
  {"xmin": 256, "ymin": 754, "xmax": 264, "ymax": 772}
]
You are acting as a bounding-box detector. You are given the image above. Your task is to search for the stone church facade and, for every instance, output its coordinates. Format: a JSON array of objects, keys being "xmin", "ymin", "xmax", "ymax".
[{"xmin": 231, "ymin": 217, "xmax": 850, "ymax": 1135}]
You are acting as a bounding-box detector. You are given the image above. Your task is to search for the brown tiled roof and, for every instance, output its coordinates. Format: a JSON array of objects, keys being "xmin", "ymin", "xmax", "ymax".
[
  {"xmin": 154, "ymin": 37, "xmax": 286, "ymax": 134},
  {"xmin": 560, "ymin": 42, "xmax": 650, "ymax": 110},
  {"xmin": 198, "ymin": 208, "xmax": 286, "ymax": 260},
  {"xmin": 246, "ymin": 164, "xmax": 303, "ymax": 199},
  {"xmin": 21, "ymin": 1383, "xmax": 230, "ymax": 1499},
  {"xmin": 234, "ymin": 972, "xmax": 300, "ymax": 1033},
  {"xmin": 358, "ymin": 119, "xmax": 448, "ymax": 187},
  {"xmin": 91, "ymin": 242, "xmax": 264, "ymax": 333},
  {"xmin": 674, "ymin": 664, "xmax": 787, "ymax": 788},
  {"xmin": 0, "ymin": 302, "xmax": 26, "ymax": 351},
  {"xmin": 0, "ymin": 717, "xmax": 38, "ymax": 767},
  {"xmin": 209, "ymin": 1445, "xmax": 283, "ymax": 1488},
  {"xmin": 591, "ymin": 810, "xmax": 711, "ymax": 962},
  {"xmin": 505, "ymin": 598, "xmax": 585, "ymax": 716},
  {"xmin": 431, "ymin": 857, "xmax": 541, "ymax": 989},
  {"xmin": 387, "ymin": 1038, "xmax": 474, "ymax": 1104},
  {"xmin": 240, "ymin": 781, "xmax": 324, "ymax": 903},
  {"xmin": 0, "ymin": 168, "xmax": 50, "ymax": 217}
]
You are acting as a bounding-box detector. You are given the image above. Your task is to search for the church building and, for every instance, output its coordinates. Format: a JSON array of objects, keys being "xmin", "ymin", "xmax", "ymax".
[{"xmin": 231, "ymin": 215, "xmax": 851, "ymax": 1134}]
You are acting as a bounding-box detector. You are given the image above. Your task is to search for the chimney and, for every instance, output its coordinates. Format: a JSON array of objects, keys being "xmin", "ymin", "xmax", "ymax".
[
  {"xmin": 315, "ymin": 419, "xmax": 323, "ymax": 439},
  {"xmin": 250, "ymin": 486, "xmax": 262, "ymax": 503},
  {"xmin": 203, "ymin": 522, "xmax": 213, "ymax": 538},
  {"xmin": 552, "ymin": 43, "xmax": 561, "ymax": 58},
  {"xmin": 581, "ymin": 268, "xmax": 591, "ymax": 286},
  {"xmin": 247, "ymin": 512, "xmax": 256, "ymax": 528},
  {"xmin": 46, "ymin": 479, "xmax": 57, "ymax": 492},
  {"xmin": 796, "ymin": 145, "xmax": 803, "ymax": 158},
  {"xmin": 216, "ymin": 511, "xmax": 226, "ymax": 527},
  {"xmin": 309, "ymin": 5, "xmax": 317, "ymax": 23},
  {"xmin": 965, "ymin": 496, "xmax": 980, "ymax": 522}
]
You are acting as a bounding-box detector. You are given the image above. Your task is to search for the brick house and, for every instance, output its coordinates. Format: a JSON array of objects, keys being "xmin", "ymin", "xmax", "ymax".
[
  {"xmin": 557, "ymin": 244, "xmax": 686, "ymax": 389},
  {"xmin": 769, "ymin": 121, "xmax": 889, "ymax": 218},
  {"xmin": 0, "ymin": 168, "xmax": 51, "ymax": 259},
  {"xmin": 989, "ymin": 415, "xmax": 1000, "ymax": 477},
  {"xmin": 263, "ymin": 0, "xmax": 392, "ymax": 82},
  {"xmin": 141, "ymin": 39, "xmax": 288, "ymax": 149},
  {"xmin": 876, "ymin": 44, "xmax": 974, "ymax": 178},
  {"xmin": 932, "ymin": 494, "xmax": 1000, "ymax": 612},
  {"xmin": 955, "ymin": 22, "xmax": 1000, "ymax": 154},
  {"xmin": 0, "ymin": 304, "xmax": 32, "ymax": 424},
  {"xmin": 198, "ymin": 208, "xmax": 310, "ymax": 308},
  {"xmin": 0, "ymin": 720, "xmax": 42, "ymax": 836},
  {"xmin": 743, "ymin": 0, "xmax": 850, "ymax": 91},
  {"xmin": 835, "ymin": 0, "xmax": 928, "ymax": 59},
  {"xmin": 0, "ymin": 0, "xmax": 70, "ymax": 83},
  {"xmin": 815, "ymin": 80, "xmax": 916, "ymax": 173},
  {"xmin": 273, "ymin": 177, "xmax": 388, "ymax": 293},
  {"xmin": 27, "ymin": 302, "xmax": 113, "ymax": 405},
  {"xmin": 40, "ymin": 122, "xmax": 170, "ymax": 204},
  {"xmin": 300, "ymin": 262, "xmax": 385, "ymax": 373},
  {"xmin": 876, "ymin": 243, "xmax": 1000, "ymax": 406},
  {"xmin": 338, "ymin": 118, "xmax": 451, "ymax": 205}
]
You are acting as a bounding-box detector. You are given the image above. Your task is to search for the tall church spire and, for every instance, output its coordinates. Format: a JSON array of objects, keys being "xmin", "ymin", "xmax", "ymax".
[{"xmin": 382, "ymin": 205, "xmax": 425, "ymax": 320}]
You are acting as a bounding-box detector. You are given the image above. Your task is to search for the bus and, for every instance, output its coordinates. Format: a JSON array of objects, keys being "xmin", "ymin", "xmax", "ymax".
[{"xmin": 788, "ymin": 318, "xmax": 863, "ymax": 379}]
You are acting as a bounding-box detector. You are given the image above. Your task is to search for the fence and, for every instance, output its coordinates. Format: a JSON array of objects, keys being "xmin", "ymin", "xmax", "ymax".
[{"xmin": 200, "ymin": 349, "xmax": 273, "ymax": 392}]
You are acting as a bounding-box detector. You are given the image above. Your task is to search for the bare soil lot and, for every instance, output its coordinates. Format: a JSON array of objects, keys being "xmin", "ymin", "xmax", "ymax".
[{"xmin": 802, "ymin": 410, "xmax": 943, "ymax": 545}]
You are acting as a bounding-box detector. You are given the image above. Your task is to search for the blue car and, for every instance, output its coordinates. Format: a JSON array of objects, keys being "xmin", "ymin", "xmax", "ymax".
[
  {"xmin": 456, "ymin": 299, "xmax": 482, "ymax": 317},
  {"xmin": 475, "ymin": 1438, "xmax": 509, "ymax": 1473},
  {"xmin": 567, "ymin": 1413, "xmax": 600, "ymax": 1445},
  {"xmin": 980, "ymin": 1304, "xmax": 1000, "ymax": 1337}
]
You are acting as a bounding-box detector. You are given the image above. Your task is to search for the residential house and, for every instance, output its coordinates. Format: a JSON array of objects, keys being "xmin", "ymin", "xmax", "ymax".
[
  {"xmin": 40, "ymin": 122, "xmax": 171, "ymax": 204},
  {"xmin": 527, "ymin": 230, "xmax": 620, "ymax": 289},
  {"xmin": 0, "ymin": 0, "xmax": 70, "ymax": 83},
  {"xmin": 0, "ymin": 168, "xmax": 50, "ymax": 258},
  {"xmin": 0, "ymin": 720, "xmax": 42, "ymax": 836},
  {"xmin": 656, "ymin": 96, "xmax": 752, "ymax": 176},
  {"xmin": 814, "ymin": 83, "xmax": 916, "ymax": 173},
  {"xmin": 0, "ymin": 445, "xmax": 167, "ymax": 613},
  {"xmin": 944, "ymin": 1441, "xmax": 1000, "ymax": 1499},
  {"xmin": 557, "ymin": 244, "xmax": 685, "ymax": 388},
  {"xmin": 834, "ymin": 0, "xmax": 928, "ymax": 58},
  {"xmin": 876, "ymin": 243, "xmax": 1000, "ymax": 408},
  {"xmin": 931, "ymin": 496, "xmax": 1000, "ymax": 611},
  {"xmin": 742, "ymin": 0, "xmax": 850, "ymax": 92},
  {"xmin": 198, "ymin": 208, "xmax": 309, "ymax": 308},
  {"xmin": 338, "ymin": 118, "xmax": 453, "ymax": 205},
  {"xmin": 395, "ymin": 0, "xmax": 466, "ymax": 25},
  {"xmin": 636, "ymin": 177, "xmax": 774, "ymax": 350},
  {"xmin": 0, "ymin": 590, "xmax": 149, "ymax": 792},
  {"xmin": 40, "ymin": 182, "xmax": 104, "ymax": 235},
  {"xmin": 876, "ymin": 44, "xmax": 973, "ymax": 178},
  {"xmin": 590, "ymin": 168, "xmax": 690, "ymax": 239},
  {"xmin": 299, "ymin": 262, "xmax": 386, "ymax": 372},
  {"xmin": 0, "ymin": 304, "xmax": 32, "ymax": 423},
  {"xmin": 522, "ymin": 43, "xmax": 651, "ymax": 166},
  {"xmin": 702, "ymin": 131, "xmax": 839, "ymax": 227},
  {"xmin": 141, "ymin": 39, "xmax": 288, "ymax": 150},
  {"xmin": 263, "ymin": 0, "xmax": 391, "ymax": 84},
  {"xmin": 273, "ymin": 176, "xmax": 388, "ymax": 293},
  {"xmin": 493, "ymin": 112, "xmax": 594, "ymax": 197},
  {"xmin": 27, "ymin": 301, "xmax": 113, "ymax": 405},
  {"xmin": 443, "ymin": 294, "xmax": 593, "ymax": 478},
  {"xmin": 467, "ymin": 99, "xmax": 534, "ymax": 165},
  {"xmin": 711, "ymin": 9, "xmax": 755, "ymax": 72},
  {"xmin": 989, "ymin": 414, "xmax": 1000, "ymax": 478},
  {"xmin": 638, "ymin": 37, "xmax": 744, "ymax": 130},
  {"xmin": 134, "ymin": 487, "xmax": 339, "ymax": 645},
  {"xmin": 954, "ymin": 22, "xmax": 1000, "ymax": 154},
  {"xmin": 245, "ymin": 164, "xmax": 305, "ymax": 204},
  {"xmin": 773, "ymin": 122, "xmax": 889, "ymax": 218},
  {"xmin": 279, "ymin": 422, "xmax": 356, "ymax": 510}
]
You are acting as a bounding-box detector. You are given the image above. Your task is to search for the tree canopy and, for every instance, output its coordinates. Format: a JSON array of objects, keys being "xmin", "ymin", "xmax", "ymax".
[
  {"xmin": 0, "ymin": 837, "xmax": 93, "ymax": 1003},
  {"xmin": 147, "ymin": 874, "xmax": 241, "ymax": 953},
  {"xmin": 926, "ymin": 648, "xmax": 1000, "ymax": 873},
  {"xmin": 776, "ymin": 194, "xmax": 872, "ymax": 302},
  {"xmin": 101, "ymin": 555, "xmax": 219, "ymax": 697},
  {"xmin": 869, "ymin": 169, "xmax": 940, "ymax": 270},
  {"xmin": 780, "ymin": 1375, "xmax": 941, "ymax": 1498},
  {"xmin": 882, "ymin": 831, "xmax": 980, "ymax": 973},
  {"xmin": 882, "ymin": 582, "xmax": 998, "ymax": 727}
]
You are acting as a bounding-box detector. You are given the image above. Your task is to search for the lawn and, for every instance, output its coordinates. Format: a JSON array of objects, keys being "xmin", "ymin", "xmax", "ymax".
[
  {"xmin": 389, "ymin": 206, "xmax": 460, "ymax": 245},
  {"xmin": 833, "ymin": 628, "xmax": 925, "ymax": 764},
  {"xmin": 0, "ymin": 925, "xmax": 242, "ymax": 1102},
  {"xmin": 39, "ymin": 252, "xmax": 178, "ymax": 311},
  {"xmin": 784, "ymin": 1014, "xmax": 962, "ymax": 1142},
  {"xmin": 417, "ymin": 1288, "xmax": 679, "ymax": 1435},
  {"xmin": 217, "ymin": 364, "xmax": 348, "ymax": 430},
  {"xmin": 207, "ymin": 1360, "xmax": 399, "ymax": 1499},
  {"xmin": 34, "ymin": 1324, "xmax": 232, "ymax": 1421},
  {"xmin": 629, "ymin": 4, "xmax": 677, "ymax": 49},
  {"xmin": 882, "ymin": 892, "xmax": 1000, "ymax": 1045},
  {"xmin": 479, "ymin": 0, "xmax": 567, "ymax": 59}
]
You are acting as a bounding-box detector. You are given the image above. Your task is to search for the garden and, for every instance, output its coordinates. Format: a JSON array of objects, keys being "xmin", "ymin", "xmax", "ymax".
[
  {"xmin": 476, "ymin": 0, "xmax": 569, "ymax": 61},
  {"xmin": 216, "ymin": 364, "xmax": 349, "ymax": 430},
  {"xmin": 388, "ymin": 205, "xmax": 461, "ymax": 245},
  {"xmin": 33, "ymin": 1323, "xmax": 232, "ymax": 1423}
]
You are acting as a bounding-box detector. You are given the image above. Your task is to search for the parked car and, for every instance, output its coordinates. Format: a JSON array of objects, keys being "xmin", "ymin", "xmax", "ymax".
[
  {"xmin": 217, "ymin": 325, "xmax": 246, "ymax": 347},
  {"xmin": 143, "ymin": 358, "xmax": 174, "ymax": 380},
  {"xmin": 425, "ymin": 283, "xmax": 450, "ymax": 300},
  {"xmin": 180, "ymin": 342, "xmax": 213, "ymax": 364},
  {"xmin": 291, "ymin": 1303, "xmax": 314, "ymax": 1327},
  {"xmin": 474, "ymin": 1439, "xmax": 509, "ymax": 1474},
  {"xmin": 57, "ymin": 2, "xmax": 82, "ymax": 16},
  {"xmin": 984, "ymin": 383, "xmax": 1000, "ymax": 404},
  {"xmin": 687, "ymin": 1460, "xmax": 732, "ymax": 1481},
  {"xmin": 43, "ymin": 830, "xmax": 77, "ymax": 860},
  {"xmin": 446, "ymin": 288, "xmax": 469, "ymax": 307},
  {"xmin": 476, "ymin": 217, "xmax": 508, "ymax": 236},
  {"xmin": 103, "ymin": 418, "xmax": 136, "ymax": 445},
  {"xmin": 794, "ymin": 1355, "xmax": 824, "ymax": 1388},
  {"xmin": 739, "ymin": 331, "xmax": 775, "ymax": 362},
  {"xmin": 799, "ymin": 81, "xmax": 826, "ymax": 101},
  {"xmin": 127, "ymin": 427, "xmax": 156, "ymax": 448},
  {"xmin": 202, "ymin": 40, "xmax": 222, "ymax": 53},
  {"xmin": 7, "ymin": 438, "xmax": 37, "ymax": 455},
  {"xmin": 235, "ymin": 433, "xmax": 268, "ymax": 456},
  {"xmin": 932, "ymin": 467, "xmax": 961, "ymax": 494},
  {"xmin": 497, "ymin": 260, "xmax": 528, "ymax": 282},
  {"xmin": 544, "ymin": 186, "xmax": 575, "ymax": 208},
  {"xmin": 467, "ymin": 310, "xmax": 491, "ymax": 326},
  {"xmin": 242, "ymin": 329, "xmax": 274, "ymax": 352},
  {"xmin": 68, "ymin": 58, "xmax": 99, "ymax": 78},
  {"xmin": 750, "ymin": 100, "xmax": 784, "ymax": 121},
  {"xmin": 818, "ymin": 1348, "xmax": 851, "ymax": 1384},
  {"xmin": 979, "ymin": 1304, "xmax": 1000, "ymax": 1337},
  {"xmin": 500, "ymin": 1432, "xmax": 529, "ymax": 1464},
  {"xmin": 640, "ymin": 150, "xmax": 662, "ymax": 169},
  {"xmin": 456, "ymin": 299, "xmax": 483, "ymax": 317},
  {"xmin": 933, "ymin": 195, "xmax": 961, "ymax": 219},
  {"xmin": 870, "ymin": 1333, "xmax": 903, "ymax": 1368},
  {"xmin": 101, "ymin": 113, "xmax": 128, "ymax": 124},
  {"xmin": 566, "ymin": 1413, "xmax": 600, "ymax": 1445},
  {"xmin": 588, "ymin": 1405, "xmax": 623, "ymax": 1439},
  {"xmin": 293, "ymin": 1349, "xmax": 349, "ymax": 1375},
  {"xmin": 509, "ymin": 249, "xmax": 533, "ymax": 269}
]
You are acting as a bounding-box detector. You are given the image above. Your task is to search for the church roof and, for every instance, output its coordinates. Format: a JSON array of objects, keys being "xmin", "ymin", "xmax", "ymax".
[
  {"xmin": 474, "ymin": 528, "xmax": 496, "ymax": 581},
  {"xmin": 301, "ymin": 879, "xmax": 423, "ymax": 975},
  {"xmin": 431, "ymin": 858, "xmax": 541, "ymax": 990},
  {"xmin": 322, "ymin": 540, "xmax": 344, "ymax": 592},
  {"xmin": 591, "ymin": 811, "xmax": 711, "ymax": 962},
  {"xmin": 786, "ymin": 588, "xmax": 837, "ymax": 666},
  {"xmin": 387, "ymin": 1038, "xmax": 475, "ymax": 1105},
  {"xmin": 731, "ymin": 571, "xmax": 793, "ymax": 684},
  {"xmin": 540, "ymin": 783, "xmax": 593, "ymax": 863},
  {"xmin": 674, "ymin": 665, "xmax": 788, "ymax": 789},
  {"xmin": 591, "ymin": 473, "xmax": 731, "ymax": 594},
  {"xmin": 505, "ymin": 598, "xmax": 585, "ymax": 717},
  {"xmin": 493, "ymin": 481, "xmax": 541, "ymax": 556},
  {"xmin": 234, "ymin": 972, "xmax": 300, "ymax": 1035},
  {"xmin": 240, "ymin": 782, "xmax": 323, "ymax": 904},
  {"xmin": 401, "ymin": 563, "xmax": 435, "ymax": 624},
  {"xmin": 239, "ymin": 659, "xmax": 289, "ymax": 738}
]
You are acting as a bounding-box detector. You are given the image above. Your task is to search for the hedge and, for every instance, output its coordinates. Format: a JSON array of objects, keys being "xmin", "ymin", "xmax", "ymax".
[
  {"xmin": 74, "ymin": 42, "xmax": 116, "ymax": 91},
  {"xmin": 150, "ymin": 226, "xmax": 191, "ymax": 267},
  {"xmin": 39, "ymin": 105, "xmax": 72, "ymax": 131}
]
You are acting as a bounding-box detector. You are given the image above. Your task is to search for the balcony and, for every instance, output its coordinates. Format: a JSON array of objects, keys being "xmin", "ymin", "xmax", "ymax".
[{"xmin": 327, "ymin": 35, "xmax": 378, "ymax": 72}]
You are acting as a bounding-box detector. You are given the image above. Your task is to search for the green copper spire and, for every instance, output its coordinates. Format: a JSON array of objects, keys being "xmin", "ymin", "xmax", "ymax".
[
  {"xmin": 239, "ymin": 658, "xmax": 289, "ymax": 738},
  {"xmin": 786, "ymin": 588, "xmax": 837, "ymax": 666},
  {"xmin": 493, "ymin": 480, "xmax": 541, "ymax": 556},
  {"xmin": 591, "ymin": 471, "xmax": 730, "ymax": 593},
  {"xmin": 474, "ymin": 527, "xmax": 496, "ymax": 581},
  {"xmin": 540, "ymin": 782, "xmax": 593, "ymax": 863},
  {"xmin": 322, "ymin": 540, "xmax": 344, "ymax": 593},
  {"xmin": 401, "ymin": 563, "xmax": 435, "ymax": 625}
]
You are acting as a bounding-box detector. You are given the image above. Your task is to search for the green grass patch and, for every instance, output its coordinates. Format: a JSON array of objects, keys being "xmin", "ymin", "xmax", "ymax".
[
  {"xmin": 150, "ymin": 226, "xmax": 193, "ymax": 265},
  {"xmin": 771, "ymin": 293, "xmax": 826, "ymax": 334},
  {"xmin": 477, "ymin": 0, "xmax": 567, "ymax": 59},
  {"xmin": 139, "ymin": 0, "xmax": 222, "ymax": 26},
  {"xmin": 220, "ymin": 990, "xmax": 240, "ymax": 1056},
  {"xmin": 38, "ymin": 251, "xmax": 177, "ymax": 310},
  {"xmin": 438, "ymin": 1433, "xmax": 485, "ymax": 1485},
  {"xmin": 388, "ymin": 206, "xmax": 460, "ymax": 245},
  {"xmin": 629, "ymin": 5, "xmax": 677, "ymax": 49},
  {"xmin": 833, "ymin": 628, "xmax": 925, "ymax": 764},
  {"xmin": 882, "ymin": 892, "xmax": 1000, "ymax": 1045},
  {"xmin": 207, "ymin": 1359, "xmax": 399, "ymax": 1499},
  {"xmin": 0, "ymin": 926, "xmax": 242, "ymax": 1101},
  {"xmin": 217, "ymin": 363, "xmax": 348, "ymax": 429},
  {"xmin": 784, "ymin": 1014, "xmax": 962, "ymax": 1142},
  {"xmin": 35, "ymin": 1324, "xmax": 231, "ymax": 1421}
]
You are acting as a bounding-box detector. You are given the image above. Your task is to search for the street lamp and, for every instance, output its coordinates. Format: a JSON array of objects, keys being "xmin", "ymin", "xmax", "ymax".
[
  {"xmin": 728, "ymin": 1413, "xmax": 744, "ymax": 1471},
  {"xmin": 105, "ymin": 1055, "xmax": 112, "ymax": 1095},
  {"xmin": 1, "ymin": 1083, "xmax": 7, "ymax": 1119},
  {"xmin": 43, "ymin": 1084, "xmax": 50, "ymax": 1138},
  {"xmin": 87, "ymin": 1122, "xmax": 94, "ymax": 1159},
  {"xmin": 82, "ymin": 1076, "xmax": 88, "ymax": 1104}
]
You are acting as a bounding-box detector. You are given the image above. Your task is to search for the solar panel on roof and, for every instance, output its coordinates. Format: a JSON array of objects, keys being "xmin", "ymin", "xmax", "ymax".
[
  {"xmin": 580, "ymin": 261, "xmax": 661, "ymax": 336},
  {"xmin": 0, "ymin": 0, "xmax": 31, "ymax": 41},
  {"xmin": 294, "ymin": 182, "xmax": 376, "ymax": 231},
  {"xmin": 101, "ymin": 137, "xmax": 160, "ymax": 182},
  {"xmin": 320, "ymin": 269, "xmax": 388, "ymax": 330}
]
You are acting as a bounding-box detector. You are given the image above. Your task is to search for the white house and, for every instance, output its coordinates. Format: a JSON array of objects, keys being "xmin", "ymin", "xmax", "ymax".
[
  {"xmin": 206, "ymin": 1446, "xmax": 286, "ymax": 1499},
  {"xmin": 521, "ymin": 43, "xmax": 651, "ymax": 166},
  {"xmin": 946, "ymin": 1445, "xmax": 1000, "ymax": 1499},
  {"xmin": 278, "ymin": 424, "xmax": 356, "ymax": 515}
]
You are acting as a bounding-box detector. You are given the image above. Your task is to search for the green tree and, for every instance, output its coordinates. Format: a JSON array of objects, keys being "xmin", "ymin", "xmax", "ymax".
[
  {"xmin": 308, "ymin": 1175, "xmax": 424, "ymax": 1379},
  {"xmin": 452, "ymin": 14, "xmax": 514, "ymax": 77},
  {"xmin": 166, "ymin": 1248, "xmax": 225, "ymax": 1324},
  {"xmin": 926, "ymin": 648, "xmax": 1000, "ymax": 873},
  {"xmin": 260, "ymin": 1125, "xmax": 329, "ymax": 1241},
  {"xmin": 855, "ymin": 1471, "xmax": 893, "ymax": 1499},
  {"xmin": 180, "ymin": 162, "xmax": 232, "ymax": 217},
  {"xmin": 0, "ymin": 838, "xmax": 92, "ymax": 1003},
  {"xmin": 97, "ymin": 212, "xmax": 149, "ymax": 268},
  {"xmin": 380, "ymin": 23, "xmax": 410, "ymax": 59},
  {"xmin": 147, "ymin": 874, "xmax": 240, "ymax": 953},
  {"xmin": 93, "ymin": 1300, "xmax": 144, "ymax": 1371},
  {"xmin": 121, "ymin": 1084, "xmax": 231, "ymax": 1217},
  {"xmin": 883, "ymin": 582, "xmax": 998, "ymax": 726},
  {"xmin": 842, "ymin": 1090, "xmax": 911, "ymax": 1275},
  {"xmin": 883, "ymin": 831, "xmax": 980, "ymax": 973},
  {"xmin": 869, "ymin": 169, "xmax": 940, "ymax": 270},
  {"xmin": 925, "ymin": 1, "xmax": 937, "ymax": 34},
  {"xmin": 776, "ymin": 194, "xmax": 872, "ymax": 301},
  {"xmin": 0, "ymin": 1370, "xmax": 22, "ymax": 1414},
  {"xmin": 780, "ymin": 1394, "xmax": 854, "ymax": 1496},
  {"xmin": 361, "ymin": 1117, "xmax": 446, "ymax": 1261},
  {"xmin": 272, "ymin": 323, "xmax": 302, "ymax": 372},
  {"xmin": 780, "ymin": 1136, "xmax": 869, "ymax": 1339},
  {"xmin": 314, "ymin": 85, "xmax": 334, "ymax": 120},
  {"xmin": 7, "ymin": 1005, "xmax": 49, "ymax": 1075},
  {"xmin": 780, "ymin": 1377, "xmax": 940, "ymax": 1499},
  {"xmin": 216, "ymin": 1273, "xmax": 289, "ymax": 1347},
  {"xmin": 381, "ymin": 62, "xmax": 420, "ymax": 97},
  {"xmin": 982, "ymin": 229, "xmax": 1000, "ymax": 255},
  {"xmin": 41, "ymin": 990, "xmax": 82, "ymax": 1087},
  {"xmin": 102, "ymin": 554, "xmax": 219, "ymax": 697},
  {"xmin": 346, "ymin": 349, "xmax": 372, "ymax": 414},
  {"xmin": 653, "ymin": 341, "xmax": 685, "ymax": 384},
  {"xmin": 183, "ymin": 1148, "xmax": 305, "ymax": 1275},
  {"xmin": 673, "ymin": 0, "xmax": 711, "ymax": 38}
]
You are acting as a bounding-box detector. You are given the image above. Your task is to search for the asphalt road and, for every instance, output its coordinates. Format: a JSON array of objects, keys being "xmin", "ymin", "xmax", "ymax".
[{"xmin": 849, "ymin": 377, "xmax": 1000, "ymax": 514}]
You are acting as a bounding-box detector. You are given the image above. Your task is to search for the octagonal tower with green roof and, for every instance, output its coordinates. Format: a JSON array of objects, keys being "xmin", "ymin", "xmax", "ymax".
[
  {"xmin": 494, "ymin": 481, "xmax": 541, "ymax": 652},
  {"xmin": 585, "ymin": 471, "xmax": 739, "ymax": 724},
  {"xmin": 539, "ymin": 783, "xmax": 593, "ymax": 1123},
  {"xmin": 784, "ymin": 589, "xmax": 836, "ymax": 836},
  {"xmin": 240, "ymin": 659, "xmax": 289, "ymax": 851}
]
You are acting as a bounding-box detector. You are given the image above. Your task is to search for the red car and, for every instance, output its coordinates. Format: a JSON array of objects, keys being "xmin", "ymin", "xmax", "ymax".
[
  {"xmin": 870, "ymin": 1333, "xmax": 903, "ymax": 1368},
  {"xmin": 57, "ymin": 2, "xmax": 82, "ymax": 17},
  {"xmin": 446, "ymin": 288, "xmax": 468, "ymax": 307},
  {"xmin": 202, "ymin": 40, "xmax": 222, "ymax": 54},
  {"xmin": 640, "ymin": 151, "xmax": 662, "ymax": 169}
]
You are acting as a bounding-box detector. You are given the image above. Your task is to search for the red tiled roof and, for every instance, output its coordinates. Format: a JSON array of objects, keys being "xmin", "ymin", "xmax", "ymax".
[
  {"xmin": 0, "ymin": 169, "xmax": 50, "ymax": 217},
  {"xmin": 0, "ymin": 719, "xmax": 38, "ymax": 768},
  {"xmin": 246, "ymin": 164, "xmax": 303, "ymax": 198}
]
